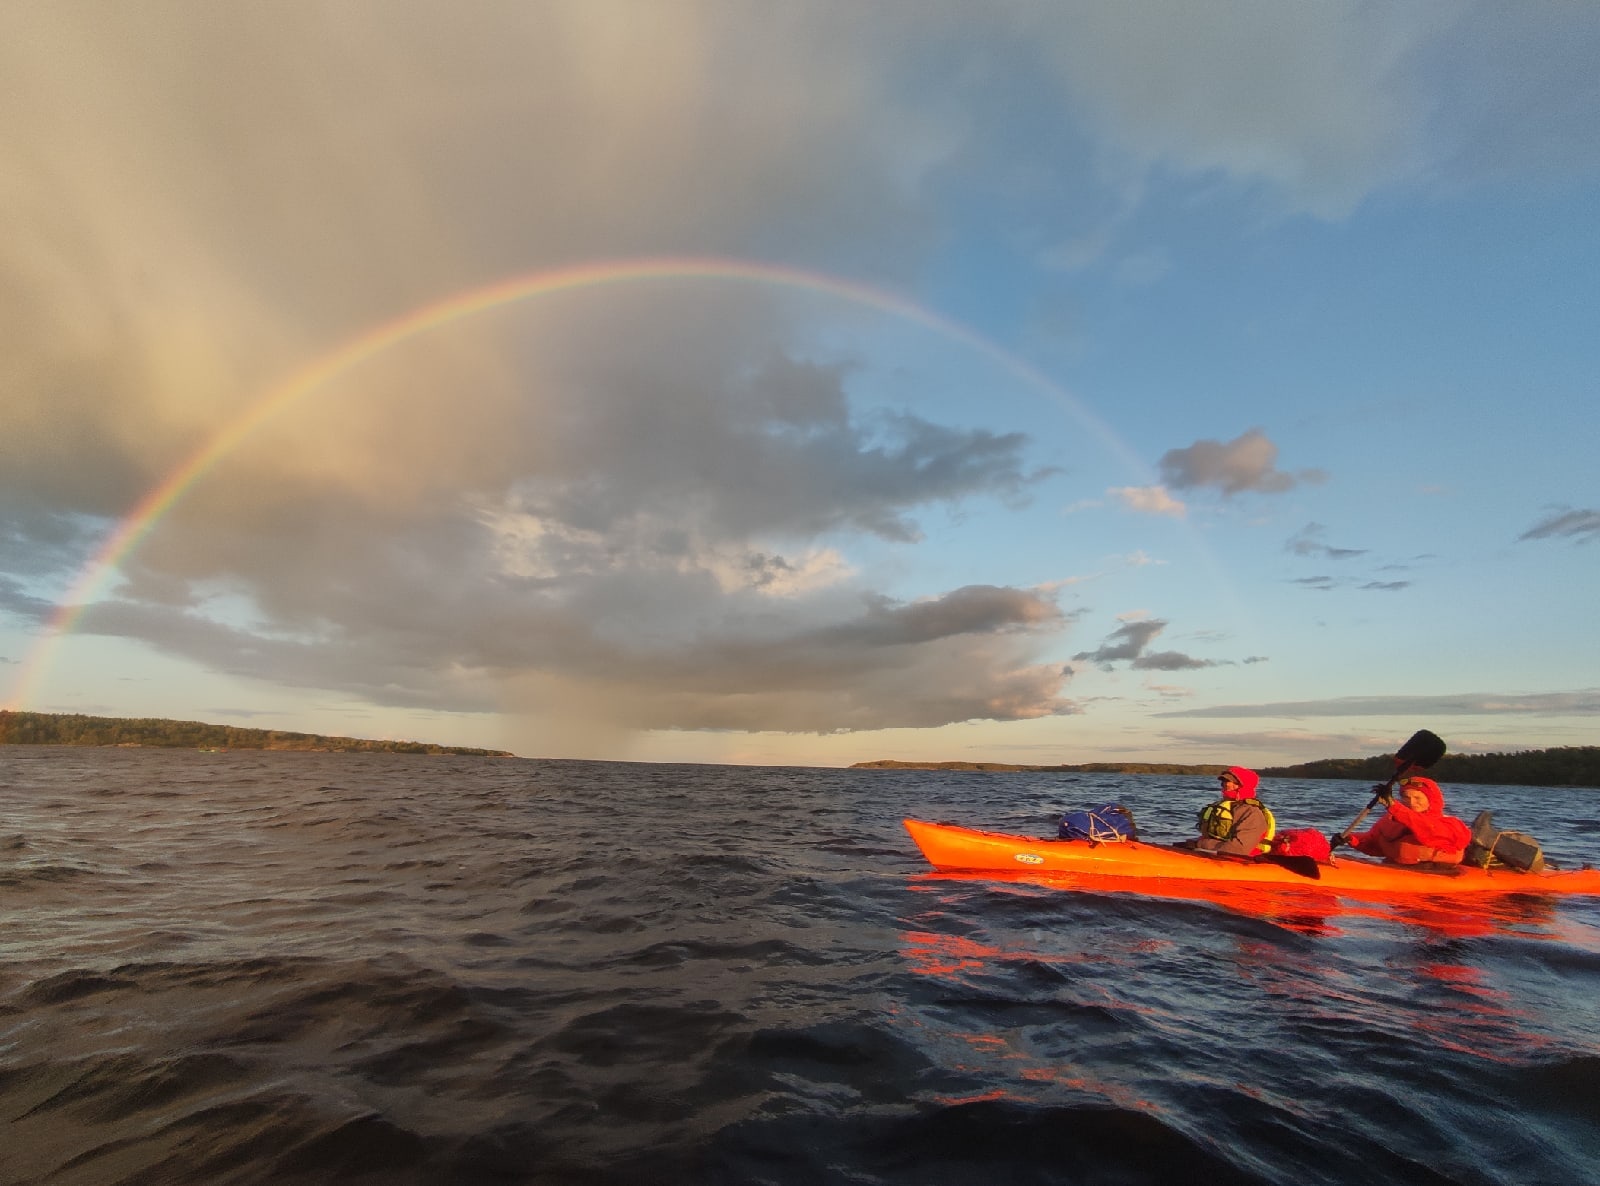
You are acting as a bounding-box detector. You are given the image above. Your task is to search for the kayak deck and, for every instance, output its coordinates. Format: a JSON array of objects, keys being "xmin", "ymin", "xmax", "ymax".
[{"xmin": 904, "ymin": 818, "xmax": 1600, "ymax": 898}]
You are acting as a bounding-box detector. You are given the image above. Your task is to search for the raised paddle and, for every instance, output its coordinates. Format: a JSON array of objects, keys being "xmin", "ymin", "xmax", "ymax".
[{"xmin": 1330, "ymin": 729, "xmax": 1447, "ymax": 850}]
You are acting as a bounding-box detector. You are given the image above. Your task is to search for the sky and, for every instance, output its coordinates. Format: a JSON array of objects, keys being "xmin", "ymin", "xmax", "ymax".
[{"xmin": 2, "ymin": 2, "xmax": 1597, "ymax": 767}]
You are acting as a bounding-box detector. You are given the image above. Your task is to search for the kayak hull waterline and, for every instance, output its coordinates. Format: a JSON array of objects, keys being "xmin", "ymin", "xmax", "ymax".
[{"xmin": 903, "ymin": 819, "xmax": 1600, "ymax": 897}]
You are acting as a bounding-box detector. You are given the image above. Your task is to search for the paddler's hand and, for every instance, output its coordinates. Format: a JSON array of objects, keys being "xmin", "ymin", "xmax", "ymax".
[
  {"xmin": 1370, "ymin": 783, "xmax": 1392, "ymax": 804},
  {"xmin": 1328, "ymin": 834, "xmax": 1349, "ymax": 850}
]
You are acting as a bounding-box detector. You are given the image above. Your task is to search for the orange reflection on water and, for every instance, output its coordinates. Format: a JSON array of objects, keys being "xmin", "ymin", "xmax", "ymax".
[
  {"xmin": 900, "ymin": 944, "xmax": 1162, "ymax": 1113},
  {"xmin": 1381, "ymin": 894, "xmax": 1560, "ymax": 940},
  {"xmin": 899, "ymin": 930, "xmax": 1005, "ymax": 978},
  {"xmin": 910, "ymin": 869, "xmax": 1347, "ymax": 936},
  {"xmin": 911, "ymin": 869, "xmax": 1587, "ymax": 945},
  {"xmin": 1016, "ymin": 1065, "xmax": 1158, "ymax": 1114},
  {"xmin": 899, "ymin": 926, "xmax": 1157, "ymax": 988},
  {"xmin": 1403, "ymin": 960, "xmax": 1561, "ymax": 1064},
  {"xmin": 903, "ymin": 873, "xmax": 1594, "ymax": 1072}
]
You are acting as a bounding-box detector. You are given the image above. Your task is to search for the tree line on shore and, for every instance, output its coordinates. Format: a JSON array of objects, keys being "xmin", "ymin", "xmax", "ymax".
[
  {"xmin": 0, "ymin": 711, "xmax": 513, "ymax": 757},
  {"xmin": 854, "ymin": 747, "xmax": 1600, "ymax": 787},
  {"xmin": 1261, "ymin": 747, "xmax": 1600, "ymax": 788},
  {"xmin": 5, "ymin": 711, "xmax": 1593, "ymax": 783}
]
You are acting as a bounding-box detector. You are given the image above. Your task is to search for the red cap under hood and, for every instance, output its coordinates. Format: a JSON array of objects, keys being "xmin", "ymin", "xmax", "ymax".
[{"xmin": 1222, "ymin": 766, "xmax": 1260, "ymax": 799}]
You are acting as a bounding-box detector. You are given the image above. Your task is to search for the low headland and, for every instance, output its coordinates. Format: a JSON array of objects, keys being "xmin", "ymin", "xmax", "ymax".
[
  {"xmin": 854, "ymin": 747, "xmax": 1600, "ymax": 788},
  {"xmin": 0, "ymin": 711, "xmax": 513, "ymax": 757}
]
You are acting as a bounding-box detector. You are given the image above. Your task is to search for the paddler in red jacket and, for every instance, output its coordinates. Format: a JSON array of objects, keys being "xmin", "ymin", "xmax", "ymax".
[
  {"xmin": 1349, "ymin": 775, "xmax": 1471, "ymax": 865},
  {"xmin": 1194, "ymin": 766, "xmax": 1276, "ymax": 856}
]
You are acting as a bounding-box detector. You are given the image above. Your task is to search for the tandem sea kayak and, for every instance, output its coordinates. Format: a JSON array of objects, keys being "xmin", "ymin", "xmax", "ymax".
[{"xmin": 903, "ymin": 818, "xmax": 1600, "ymax": 898}]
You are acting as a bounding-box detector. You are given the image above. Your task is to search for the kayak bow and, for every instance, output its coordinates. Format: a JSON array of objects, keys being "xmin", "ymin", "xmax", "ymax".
[{"xmin": 903, "ymin": 818, "xmax": 1600, "ymax": 898}]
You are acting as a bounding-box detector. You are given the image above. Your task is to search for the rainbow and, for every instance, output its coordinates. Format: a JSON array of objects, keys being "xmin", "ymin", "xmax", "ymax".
[{"xmin": 5, "ymin": 254, "xmax": 1161, "ymax": 712}]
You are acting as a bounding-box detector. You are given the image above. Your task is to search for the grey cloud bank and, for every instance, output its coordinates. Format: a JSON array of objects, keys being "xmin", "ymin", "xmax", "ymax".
[{"xmin": 1159, "ymin": 692, "xmax": 1600, "ymax": 719}]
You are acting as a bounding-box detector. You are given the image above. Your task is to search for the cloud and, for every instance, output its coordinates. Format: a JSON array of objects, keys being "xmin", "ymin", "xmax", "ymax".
[
  {"xmin": 0, "ymin": 6, "xmax": 1059, "ymax": 751},
  {"xmin": 1286, "ymin": 522, "xmax": 1367, "ymax": 559},
  {"xmin": 5, "ymin": 277, "xmax": 1059, "ymax": 738},
  {"xmin": 7, "ymin": 5, "xmax": 1597, "ymax": 747},
  {"xmin": 0, "ymin": 575, "xmax": 54, "ymax": 625},
  {"xmin": 1143, "ymin": 683, "xmax": 1193, "ymax": 699},
  {"xmin": 1074, "ymin": 618, "xmax": 1163, "ymax": 667},
  {"xmin": 1520, "ymin": 508, "xmax": 1600, "ymax": 544},
  {"xmin": 1018, "ymin": 2, "xmax": 1453, "ymax": 219},
  {"xmin": 1121, "ymin": 550, "xmax": 1164, "ymax": 568},
  {"xmin": 1157, "ymin": 691, "xmax": 1600, "ymax": 719},
  {"xmin": 1290, "ymin": 574, "xmax": 1410, "ymax": 593},
  {"xmin": 1133, "ymin": 651, "xmax": 1218, "ymax": 672},
  {"xmin": 1072, "ymin": 618, "xmax": 1218, "ymax": 672},
  {"xmin": 75, "ymin": 580, "xmax": 1079, "ymax": 733},
  {"xmin": 1109, "ymin": 485, "xmax": 1187, "ymax": 517},
  {"xmin": 1160, "ymin": 428, "xmax": 1326, "ymax": 497},
  {"xmin": 0, "ymin": 5, "xmax": 945, "ymax": 520},
  {"xmin": 1022, "ymin": 3, "xmax": 1600, "ymax": 219}
]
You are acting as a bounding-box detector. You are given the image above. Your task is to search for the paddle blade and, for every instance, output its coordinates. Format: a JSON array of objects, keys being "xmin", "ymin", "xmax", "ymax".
[{"xmin": 1396, "ymin": 729, "xmax": 1446, "ymax": 771}]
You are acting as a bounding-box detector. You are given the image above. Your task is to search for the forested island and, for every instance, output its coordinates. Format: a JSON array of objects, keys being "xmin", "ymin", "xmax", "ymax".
[
  {"xmin": 1261, "ymin": 747, "xmax": 1600, "ymax": 788},
  {"xmin": 0, "ymin": 711, "xmax": 513, "ymax": 757},
  {"xmin": 855, "ymin": 747, "xmax": 1600, "ymax": 788}
]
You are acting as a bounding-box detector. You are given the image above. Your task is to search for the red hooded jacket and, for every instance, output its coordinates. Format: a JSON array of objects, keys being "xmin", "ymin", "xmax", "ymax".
[{"xmin": 1357, "ymin": 776, "xmax": 1471, "ymax": 853}]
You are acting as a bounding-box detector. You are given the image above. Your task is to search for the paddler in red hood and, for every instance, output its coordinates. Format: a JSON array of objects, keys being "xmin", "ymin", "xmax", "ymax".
[
  {"xmin": 1194, "ymin": 766, "xmax": 1276, "ymax": 856},
  {"xmin": 1350, "ymin": 776, "xmax": 1471, "ymax": 865}
]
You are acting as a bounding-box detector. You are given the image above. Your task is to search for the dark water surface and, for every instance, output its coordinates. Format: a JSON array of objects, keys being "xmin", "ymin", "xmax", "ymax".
[{"xmin": 3, "ymin": 748, "xmax": 1599, "ymax": 1185}]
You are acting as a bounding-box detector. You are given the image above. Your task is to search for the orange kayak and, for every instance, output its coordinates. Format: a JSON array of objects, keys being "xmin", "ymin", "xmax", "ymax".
[{"xmin": 903, "ymin": 818, "xmax": 1600, "ymax": 898}]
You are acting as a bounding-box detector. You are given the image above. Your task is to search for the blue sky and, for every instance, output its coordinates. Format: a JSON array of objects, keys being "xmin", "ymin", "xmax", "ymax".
[{"xmin": 2, "ymin": 3, "xmax": 1597, "ymax": 766}]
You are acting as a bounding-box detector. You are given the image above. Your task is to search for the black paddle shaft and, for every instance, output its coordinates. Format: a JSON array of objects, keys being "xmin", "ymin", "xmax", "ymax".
[{"xmin": 1334, "ymin": 729, "xmax": 1447, "ymax": 845}]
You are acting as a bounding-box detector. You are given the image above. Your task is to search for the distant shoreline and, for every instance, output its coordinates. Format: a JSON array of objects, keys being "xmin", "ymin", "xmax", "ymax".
[
  {"xmin": 0, "ymin": 711, "xmax": 514, "ymax": 758},
  {"xmin": 854, "ymin": 748, "xmax": 1600, "ymax": 788}
]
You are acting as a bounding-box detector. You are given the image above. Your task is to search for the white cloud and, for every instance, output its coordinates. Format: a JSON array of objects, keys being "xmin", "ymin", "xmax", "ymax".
[{"xmin": 1109, "ymin": 485, "xmax": 1187, "ymax": 517}]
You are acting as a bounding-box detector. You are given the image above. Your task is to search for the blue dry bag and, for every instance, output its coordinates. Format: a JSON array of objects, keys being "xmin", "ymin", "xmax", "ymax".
[{"xmin": 1057, "ymin": 803, "xmax": 1138, "ymax": 844}]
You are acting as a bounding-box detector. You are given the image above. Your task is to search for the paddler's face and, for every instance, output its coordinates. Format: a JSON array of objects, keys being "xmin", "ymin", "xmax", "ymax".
[{"xmin": 1398, "ymin": 785, "xmax": 1429, "ymax": 811}]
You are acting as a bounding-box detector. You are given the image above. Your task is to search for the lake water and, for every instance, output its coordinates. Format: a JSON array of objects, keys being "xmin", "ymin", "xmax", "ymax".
[{"xmin": 3, "ymin": 747, "xmax": 1599, "ymax": 1185}]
